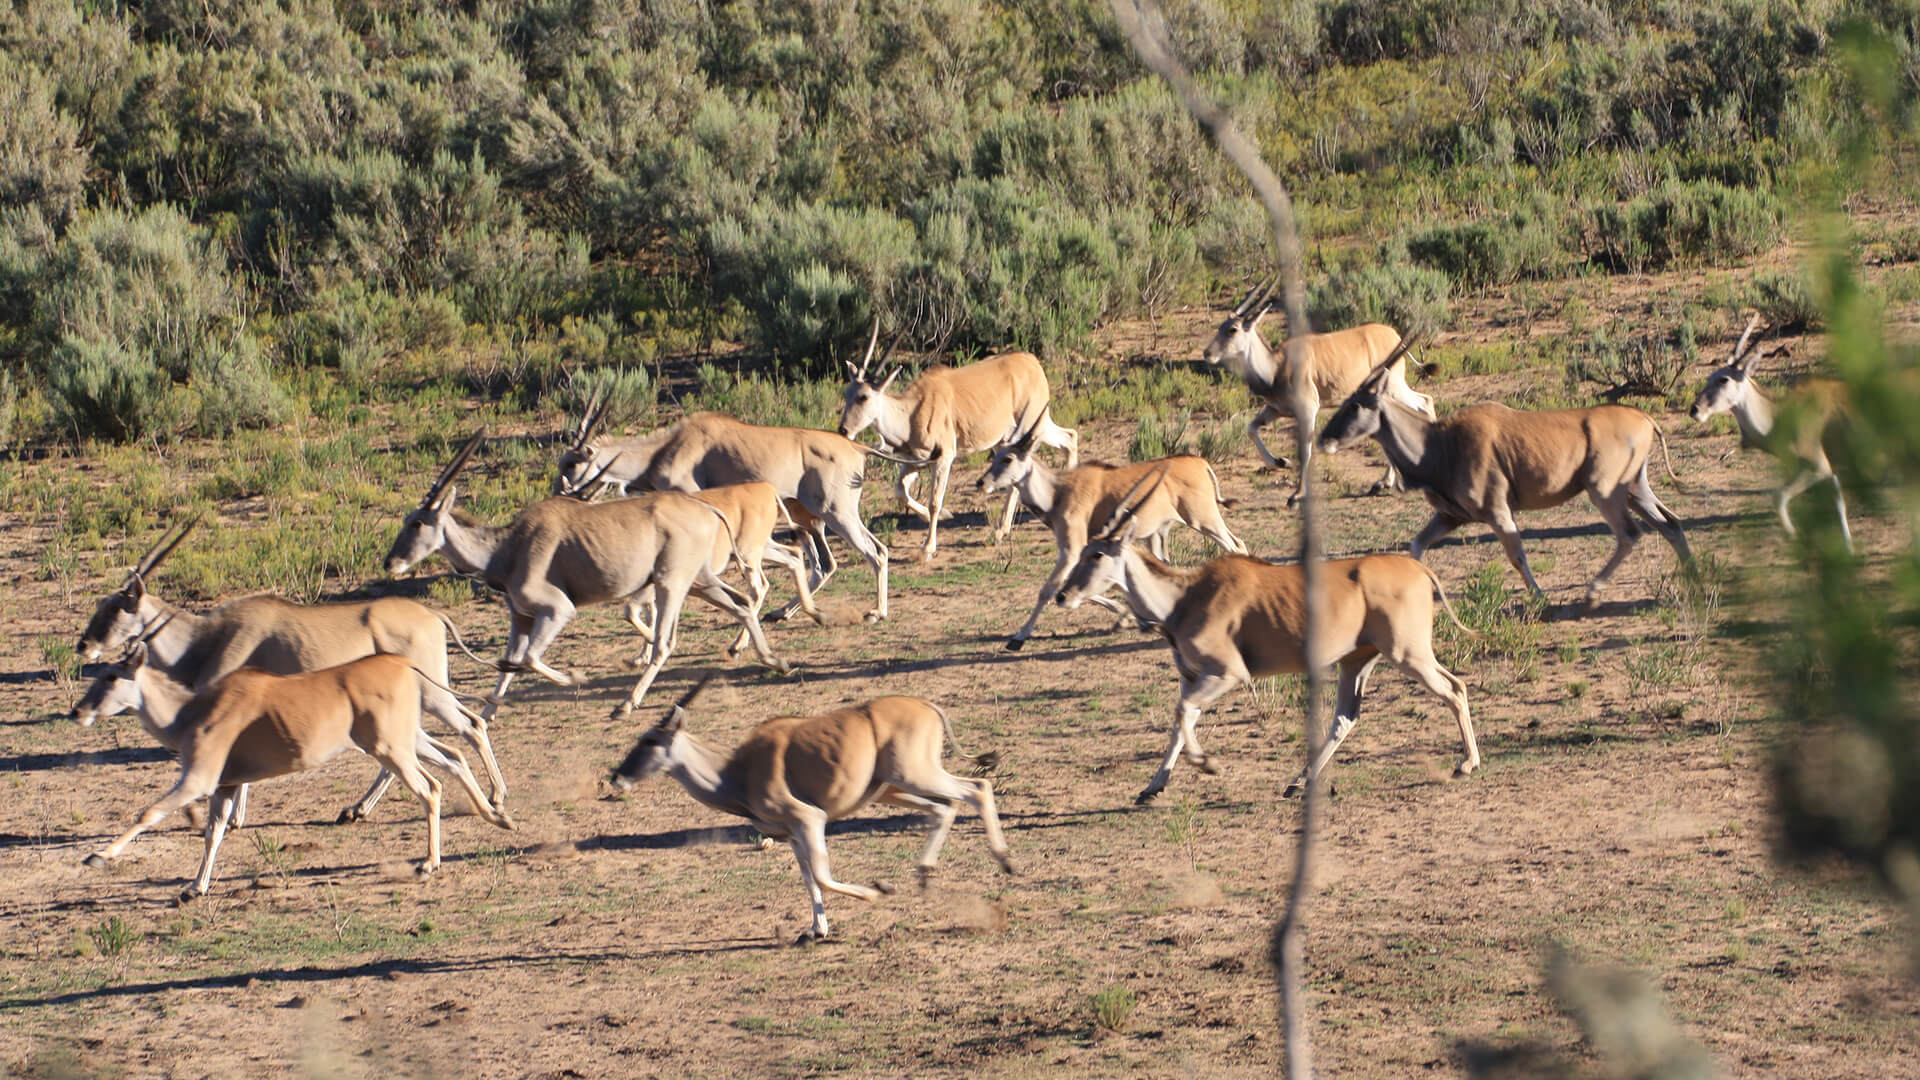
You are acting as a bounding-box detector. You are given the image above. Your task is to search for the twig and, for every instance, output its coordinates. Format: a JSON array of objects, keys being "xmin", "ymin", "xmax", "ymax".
[{"xmin": 1107, "ymin": 3, "xmax": 1328, "ymax": 1076}]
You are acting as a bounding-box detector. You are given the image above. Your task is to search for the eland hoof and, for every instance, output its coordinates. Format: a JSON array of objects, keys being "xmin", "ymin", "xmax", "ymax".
[
  {"xmin": 872, "ymin": 880, "xmax": 897, "ymax": 896},
  {"xmin": 176, "ymin": 888, "xmax": 203, "ymax": 905},
  {"xmin": 414, "ymin": 863, "xmax": 439, "ymax": 880},
  {"xmin": 336, "ymin": 807, "xmax": 366, "ymax": 825},
  {"xmin": 997, "ymin": 857, "xmax": 1017, "ymax": 876},
  {"xmin": 862, "ymin": 610, "xmax": 885, "ymax": 624},
  {"xmin": 1134, "ymin": 787, "xmax": 1163, "ymax": 806},
  {"xmin": 1004, "ymin": 637, "xmax": 1026, "ymax": 652},
  {"xmin": 1196, "ymin": 756, "xmax": 1220, "ymax": 776},
  {"xmin": 1453, "ymin": 763, "xmax": 1477, "ymax": 779},
  {"xmin": 793, "ymin": 929, "xmax": 832, "ymax": 947},
  {"xmin": 917, "ymin": 866, "xmax": 935, "ymax": 890},
  {"xmin": 1282, "ymin": 780, "xmax": 1305, "ymax": 800},
  {"xmin": 82, "ymin": 853, "xmax": 107, "ymax": 869},
  {"xmin": 610, "ymin": 703, "xmax": 634, "ymax": 721}
]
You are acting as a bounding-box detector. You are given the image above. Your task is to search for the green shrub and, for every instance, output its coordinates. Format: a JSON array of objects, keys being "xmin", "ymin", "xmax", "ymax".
[
  {"xmin": 1407, "ymin": 202, "xmax": 1570, "ymax": 290},
  {"xmin": 26, "ymin": 204, "xmax": 283, "ymax": 440},
  {"xmin": 1090, "ymin": 984, "xmax": 1138, "ymax": 1032},
  {"xmin": 709, "ymin": 201, "xmax": 916, "ymax": 369},
  {"xmin": 1745, "ymin": 269, "xmax": 1824, "ymax": 332},
  {"xmin": 1591, "ymin": 179, "xmax": 1781, "ymax": 272},
  {"xmin": 0, "ymin": 54, "xmax": 89, "ymax": 230},
  {"xmin": 1129, "ymin": 412, "xmax": 1192, "ymax": 462},
  {"xmin": 566, "ymin": 365, "xmax": 656, "ymax": 431},
  {"xmin": 1309, "ymin": 261, "xmax": 1451, "ymax": 336},
  {"xmin": 1563, "ymin": 321, "xmax": 1700, "ymax": 399},
  {"xmin": 280, "ymin": 284, "xmax": 465, "ymax": 378}
]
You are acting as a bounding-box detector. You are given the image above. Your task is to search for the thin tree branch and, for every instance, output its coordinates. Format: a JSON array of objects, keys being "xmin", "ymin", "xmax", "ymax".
[{"xmin": 1106, "ymin": 2, "xmax": 1328, "ymax": 1076}]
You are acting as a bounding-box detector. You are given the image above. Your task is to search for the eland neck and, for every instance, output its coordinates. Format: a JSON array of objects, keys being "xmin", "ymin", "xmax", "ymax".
[
  {"xmin": 1114, "ymin": 546, "xmax": 1195, "ymax": 627},
  {"xmin": 1730, "ymin": 379, "xmax": 1775, "ymax": 448},
  {"xmin": 1368, "ymin": 398, "xmax": 1437, "ymax": 484},
  {"xmin": 439, "ymin": 515, "xmax": 515, "ymax": 587},
  {"xmin": 134, "ymin": 665, "xmax": 197, "ymax": 748},
  {"xmin": 1012, "ymin": 458, "xmax": 1060, "ymax": 518},
  {"xmin": 1225, "ymin": 330, "xmax": 1284, "ymax": 396},
  {"xmin": 861, "ymin": 385, "xmax": 918, "ymax": 449},
  {"xmin": 134, "ymin": 596, "xmax": 204, "ymax": 671},
  {"xmin": 664, "ymin": 732, "xmax": 753, "ymax": 820}
]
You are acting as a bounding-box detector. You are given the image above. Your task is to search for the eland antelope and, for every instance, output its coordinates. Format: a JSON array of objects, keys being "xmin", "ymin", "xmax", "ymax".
[
  {"xmin": 1319, "ymin": 342, "xmax": 1692, "ymax": 603},
  {"xmin": 1056, "ymin": 470, "xmax": 1476, "ymax": 804},
  {"xmin": 619, "ymin": 481, "xmax": 821, "ymax": 661},
  {"xmin": 610, "ymin": 678, "xmax": 1014, "ymax": 944},
  {"xmin": 838, "ymin": 321, "xmax": 1078, "ymax": 559},
  {"xmin": 387, "ymin": 434, "xmax": 789, "ymax": 719},
  {"xmin": 1201, "ymin": 275, "xmax": 1435, "ymax": 504},
  {"xmin": 77, "ymin": 647, "xmax": 513, "ymax": 900},
  {"xmin": 553, "ymin": 411, "xmax": 927, "ymax": 622},
  {"xmin": 76, "ymin": 517, "xmax": 508, "ymax": 823},
  {"xmin": 1690, "ymin": 315, "xmax": 1853, "ymax": 552},
  {"xmin": 976, "ymin": 432, "xmax": 1246, "ymax": 650}
]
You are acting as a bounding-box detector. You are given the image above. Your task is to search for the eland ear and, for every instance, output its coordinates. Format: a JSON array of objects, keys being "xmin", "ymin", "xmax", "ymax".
[
  {"xmin": 128, "ymin": 576, "xmax": 146, "ymax": 601},
  {"xmin": 127, "ymin": 641, "xmax": 149, "ymax": 671},
  {"xmin": 845, "ymin": 360, "xmax": 860, "ymax": 381},
  {"xmin": 879, "ymin": 366, "xmax": 902, "ymax": 393},
  {"xmin": 436, "ymin": 484, "xmax": 460, "ymax": 513},
  {"xmin": 662, "ymin": 706, "xmax": 687, "ymax": 734},
  {"xmin": 1116, "ymin": 516, "xmax": 1142, "ymax": 546}
]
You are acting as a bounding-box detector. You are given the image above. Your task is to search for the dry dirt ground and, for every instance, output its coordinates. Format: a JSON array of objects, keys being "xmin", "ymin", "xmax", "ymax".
[{"xmin": 3, "ymin": 315, "xmax": 1919, "ymax": 1078}]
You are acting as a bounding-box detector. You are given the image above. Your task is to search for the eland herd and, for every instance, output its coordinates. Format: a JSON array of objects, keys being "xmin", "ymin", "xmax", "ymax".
[{"xmin": 66, "ymin": 300, "xmax": 1843, "ymax": 941}]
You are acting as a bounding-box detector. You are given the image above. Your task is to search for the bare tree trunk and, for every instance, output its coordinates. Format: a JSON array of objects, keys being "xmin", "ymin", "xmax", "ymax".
[{"xmin": 1107, "ymin": 3, "xmax": 1327, "ymax": 1075}]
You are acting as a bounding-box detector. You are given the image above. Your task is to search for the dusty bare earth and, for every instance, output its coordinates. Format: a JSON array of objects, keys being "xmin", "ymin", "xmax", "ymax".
[{"xmin": 3, "ymin": 307, "xmax": 1918, "ymax": 1078}]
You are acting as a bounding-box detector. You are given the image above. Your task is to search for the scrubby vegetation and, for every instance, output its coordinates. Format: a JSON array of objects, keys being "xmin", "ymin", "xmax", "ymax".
[{"xmin": 0, "ymin": 0, "xmax": 1898, "ymax": 443}]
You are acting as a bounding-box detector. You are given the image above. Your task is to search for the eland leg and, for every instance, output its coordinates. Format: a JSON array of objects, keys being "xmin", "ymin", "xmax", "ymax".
[{"xmin": 1137, "ymin": 671, "xmax": 1239, "ymax": 804}]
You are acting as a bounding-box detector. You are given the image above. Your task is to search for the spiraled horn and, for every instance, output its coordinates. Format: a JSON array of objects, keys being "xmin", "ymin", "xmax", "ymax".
[
  {"xmin": 131, "ymin": 515, "xmax": 201, "ymax": 584},
  {"xmin": 571, "ymin": 388, "xmax": 602, "ymax": 451},
  {"xmin": 423, "ymin": 430, "xmax": 484, "ymax": 509},
  {"xmin": 569, "ymin": 451, "xmax": 624, "ymax": 499},
  {"xmin": 855, "ymin": 317, "xmax": 882, "ymax": 380},
  {"xmin": 1248, "ymin": 271, "xmax": 1280, "ymax": 315},
  {"xmin": 130, "ymin": 610, "xmax": 176, "ymax": 651},
  {"xmin": 1353, "ymin": 329, "xmax": 1423, "ymax": 385},
  {"xmin": 671, "ymin": 672, "xmax": 716, "ymax": 715},
  {"xmin": 1731, "ymin": 313, "xmax": 1762, "ymax": 363},
  {"xmin": 1094, "ymin": 463, "xmax": 1171, "ymax": 542}
]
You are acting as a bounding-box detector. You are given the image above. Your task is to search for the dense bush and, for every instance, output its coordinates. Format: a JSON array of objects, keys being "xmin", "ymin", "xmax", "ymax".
[
  {"xmin": 1407, "ymin": 196, "xmax": 1573, "ymax": 288},
  {"xmin": 0, "ymin": 55, "xmax": 88, "ymax": 230},
  {"xmin": 14, "ymin": 204, "xmax": 282, "ymax": 440},
  {"xmin": 1746, "ymin": 268, "xmax": 1826, "ymax": 331},
  {"xmin": 1591, "ymin": 179, "xmax": 1782, "ymax": 272},
  {"xmin": 1308, "ymin": 260, "xmax": 1452, "ymax": 337}
]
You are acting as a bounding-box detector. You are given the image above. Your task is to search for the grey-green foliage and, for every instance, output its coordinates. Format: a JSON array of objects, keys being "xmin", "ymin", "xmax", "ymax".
[
  {"xmin": 273, "ymin": 148, "xmax": 588, "ymax": 324},
  {"xmin": 279, "ymin": 284, "xmax": 465, "ymax": 377},
  {"xmin": 0, "ymin": 53, "xmax": 88, "ymax": 230},
  {"xmin": 1592, "ymin": 179, "xmax": 1782, "ymax": 272},
  {"xmin": 709, "ymin": 201, "xmax": 917, "ymax": 367},
  {"xmin": 1308, "ymin": 260, "xmax": 1452, "ymax": 337},
  {"xmin": 1407, "ymin": 195, "xmax": 1573, "ymax": 289},
  {"xmin": 1744, "ymin": 267, "xmax": 1825, "ymax": 331},
  {"xmin": 17, "ymin": 204, "xmax": 282, "ymax": 440},
  {"xmin": 566, "ymin": 364, "xmax": 656, "ymax": 432}
]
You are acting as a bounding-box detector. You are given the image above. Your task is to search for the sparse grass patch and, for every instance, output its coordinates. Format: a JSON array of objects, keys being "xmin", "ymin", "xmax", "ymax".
[
  {"xmin": 87, "ymin": 916, "xmax": 137, "ymax": 958},
  {"xmin": 1090, "ymin": 984, "xmax": 1137, "ymax": 1032}
]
